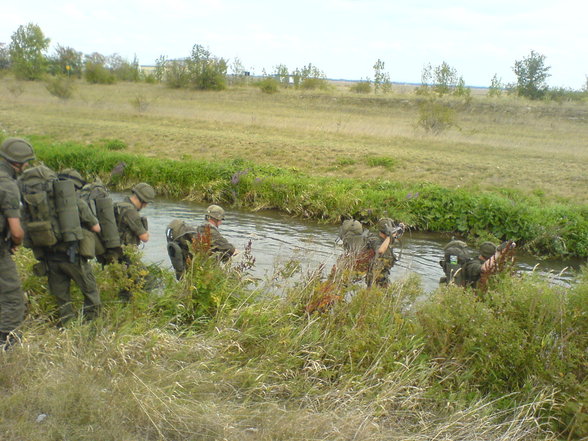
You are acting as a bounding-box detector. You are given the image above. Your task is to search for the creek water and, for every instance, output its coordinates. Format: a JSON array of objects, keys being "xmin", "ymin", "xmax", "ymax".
[{"xmin": 127, "ymin": 196, "xmax": 583, "ymax": 292}]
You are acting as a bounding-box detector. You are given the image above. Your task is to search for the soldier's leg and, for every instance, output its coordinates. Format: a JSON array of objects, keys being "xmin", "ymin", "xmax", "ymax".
[
  {"xmin": 46, "ymin": 260, "xmax": 75, "ymax": 326},
  {"xmin": 0, "ymin": 253, "xmax": 25, "ymax": 348},
  {"xmin": 65, "ymin": 259, "xmax": 101, "ymax": 321}
]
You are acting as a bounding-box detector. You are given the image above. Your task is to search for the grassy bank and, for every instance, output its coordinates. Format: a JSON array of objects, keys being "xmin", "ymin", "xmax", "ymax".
[
  {"xmin": 2, "ymin": 246, "xmax": 586, "ymax": 440},
  {"xmin": 31, "ymin": 139, "xmax": 588, "ymax": 257},
  {"xmin": 1, "ymin": 78, "xmax": 587, "ymax": 204}
]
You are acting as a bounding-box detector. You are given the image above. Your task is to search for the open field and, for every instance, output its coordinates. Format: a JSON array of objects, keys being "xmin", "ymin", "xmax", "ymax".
[{"xmin": 1, "ymin": 78, "xmax": 587, "ymax": 204}]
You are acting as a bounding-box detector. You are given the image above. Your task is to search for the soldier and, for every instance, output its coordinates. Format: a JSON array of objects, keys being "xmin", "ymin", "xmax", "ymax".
[
  {"xmin": 0, "ymin": 138, "xmax": 34, "ymax": 349},
  {"xmin": 113, "ymin": 183, "xmax": 155, "ymax": 300},
  {"xmin": 20, "ymin": 164, "xmax": 102, "ymax": 327},
  {"xmin": 460, "ymin": 241, "xmax": 498, "ymax": 289},
  {"xmin": 365, "ymin": 218, "xmax": 404, "ymax": 288},
  {"xmin": 196, "ymin": 205, "xmax": 238, "ymax": 263}
]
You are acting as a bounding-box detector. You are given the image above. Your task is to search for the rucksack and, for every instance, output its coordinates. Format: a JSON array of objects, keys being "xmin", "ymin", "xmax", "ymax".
[
  {"xmin": 439, "ymin": 240, "xmax": 474, "ymax": 286},
  {"xmin": 165, "ymin": 219, "xmax": 199, "ymax": 277},
  {"xmin": 19, "ymin": 165, "xmax": 83, "ymax": 248},
  {"xmin": 79, "ymin": 180, "xmax": 121, "ymax": 253}
]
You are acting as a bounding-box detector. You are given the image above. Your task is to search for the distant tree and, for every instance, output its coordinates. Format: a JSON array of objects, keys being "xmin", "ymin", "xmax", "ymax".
[
  {"xmin": 433, "ymin": 61, "xmax": 458, "ymax": 96},
  {"xmin": 373, "ymin": 59, "xmax": 391, "ymax": 93},
  {"xmin": 84, "ymin": 52, "xmax": 116, "ymax": 84},
  {"xmin": 9, "ymin": 23, "xmax": 50, "ymax": 80},
  {"xmin": 488, "ymin": 73, "xmax": 503, "ymax": 97},
  {"xmin": 453, "ymin": 76, "xmax": 471, "ymax": 100},
  {"xmin": 513, "ymin": 50, "xmax": 550, "ymax": 100},
  {"xmin": 229, "ymin": 57, "xmax": 248, "ymax": 85},
  {"xmin": 0, "ymin": 43, "xmax": 10, "ymax": 71},
  {"xmin": 291, "ymin": 63, "xmax": 327, "ymax": 89},
  {"xmin": 49, "ymin": 45, "xmax": 83, "ymax": 78},
  {"xmin": 583, "ymin": 75, "xmax": 588, "ymax": 93},
  {"xmin": 108, "ymin": 54, "xmax": 140, "ymax": 81},
  {"xmin": 186, "ymin": 44, "xmax": 227, "ymax": 90},
  {"xmin": 164, "ymin": 59, "xmax": 190, "ymax": 88},
  {"xmin": 154, "ymin": 55, "xmax": 167, "ymax": 82},
  {"xmin": 273, "ymin": 64, "xmax": 290, "ymax": 87}
]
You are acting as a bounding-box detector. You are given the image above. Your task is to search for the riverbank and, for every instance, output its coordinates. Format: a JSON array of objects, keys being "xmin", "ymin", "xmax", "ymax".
[
  {"xmin": 33, "ymin": 139, "xmax": 588, "ymax": 257},
  {"xmin": 3, "ymin": 246, "xmax": 587, "ymax": 440}
]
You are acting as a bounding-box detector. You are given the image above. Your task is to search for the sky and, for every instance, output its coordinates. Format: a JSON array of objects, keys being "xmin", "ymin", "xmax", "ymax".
[{"xmin": 2, "ymin": 0, "xmax": 587, "ymax": 89}]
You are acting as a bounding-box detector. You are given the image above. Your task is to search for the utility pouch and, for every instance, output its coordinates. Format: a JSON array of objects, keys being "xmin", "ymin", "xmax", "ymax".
[
  {"xmin": 23, "ymin": 191, "xmax": 51, "ymax": 223},
  {"xmin": 94, "ymin": 233, "xmax": 106, "ymax": 256},
  {"xmin": 33, "ymin": 261, "xmax": 48, "ymax": 277},
  {"xmin": 26, "ymin": 221, "xmax": 58, "ymax": 247},
  {"xmin": 79, "ymin": 229, "xmax": 96, "ymax": 258}
]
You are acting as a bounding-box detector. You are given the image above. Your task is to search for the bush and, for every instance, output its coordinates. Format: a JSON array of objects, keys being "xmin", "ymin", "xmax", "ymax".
[
  {"xmin": 84, "ymin": 61, "xmax": 116, "ymax": 84},
  {"xmin": 130, "ymin": 94, "xmax": 150, "ymax": 112},
  {"xmin": 350, "ymin": 81, "xmax": 372, "ymax": 94},
  {"xmin": 45, "ymin": 76, "xmax": 75, "ymax": 100},
  {"xmin": 258, "ymin": 77, "xmax": 279, "ymax": 94},
  {"xmin": 300, "ymin": 77, "xmax": 329, "ymax": 90},
  {"xmin": 99, "ymin": 138, "xmax": 127, "ymax": 151},
  {"xmin": 416, "ymin": 99, "xmax": 456, "ymax": 134}
]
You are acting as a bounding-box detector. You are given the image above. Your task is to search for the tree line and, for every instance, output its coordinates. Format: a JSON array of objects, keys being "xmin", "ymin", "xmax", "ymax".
[{"xmin": 1, "ymin": 22, "xmax": 587, "ymax": 101}]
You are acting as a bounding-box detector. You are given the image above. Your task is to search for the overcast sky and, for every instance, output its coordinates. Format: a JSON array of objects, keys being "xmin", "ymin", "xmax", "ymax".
[{"xmin": 2, "ymin": 0, "xmax": 587, "ymax": 89}]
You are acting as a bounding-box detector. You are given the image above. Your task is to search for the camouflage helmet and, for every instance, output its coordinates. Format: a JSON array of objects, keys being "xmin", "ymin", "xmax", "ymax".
[
  {"xmin": 59, "ymin": 168, "xmax": 86, "ymax": 189},
  {"xmin": 479, "ymin": 241, "xmax": 497, "ymax": 259},
  {"xmin": 206, "ymin": 204, "xmax": 225, "ymax": 221},
  {"xmin": 443, "ymin": 239, "xmax": 467, "ymax": 251},
  {"xmin": 0, "ymin": 137, "xmax": 35, "ymax": 164},
  {"xmin": 132, "ymin": 182, "xmax": 156, "ymax": 203},
  {"xmin": 340, "ymin": 219, "xmax": 362, "ymax": 236}
]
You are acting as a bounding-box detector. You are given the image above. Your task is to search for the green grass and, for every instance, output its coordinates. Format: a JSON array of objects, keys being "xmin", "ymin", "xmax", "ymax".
[{"xmin": 2, "ymin": 247, "xmax": 586, "ymax": 440}]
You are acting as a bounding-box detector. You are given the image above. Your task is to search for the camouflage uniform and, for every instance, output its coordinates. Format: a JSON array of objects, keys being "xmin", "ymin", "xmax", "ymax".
[
  {"xmin": 196, "ymin": 223, "xmax": 236, "ymax": 263},
  {"xmin": 0, "ymin": 160, "xmax": 25, "ymax": 338},
  {"xmin": 365, "ymin": 232, "xmax": 397, "ymax": 288},
  {"xmin": 43, "ymin": 197, "xmax": 101, "ymax": 326}
]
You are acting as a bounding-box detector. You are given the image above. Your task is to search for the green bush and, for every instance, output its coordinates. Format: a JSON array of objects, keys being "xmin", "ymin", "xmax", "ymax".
[
  {"xmin": 99, "ymin": 138, "xmax": 127, "ymax": 151},
  {"xmin": 45, "ymin": 76, "xmax": 75, "ymax": 100},
  {"xmin": 84, "ymin": 61, "xmax": 116, "ymax": 84},
  {"xmin": 258, "ymin": 77, "xmax": 279, "ymax": 94},
  {"xmin": 350, "ymin": 81, "xmax": 372, "ymax": 94},
  {"xmin": 416, "ymin": 98, "xmax": 456, "ymax": 134}
]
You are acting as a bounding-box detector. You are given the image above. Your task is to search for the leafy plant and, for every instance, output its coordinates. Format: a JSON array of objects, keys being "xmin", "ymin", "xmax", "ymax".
[
  {"xmin": 416, "ymin": 98, "xmax": 456, "ymax": 134},
  {"xmin": 45, "ymin": 76, "xmax": 75, "ymax": 100}
]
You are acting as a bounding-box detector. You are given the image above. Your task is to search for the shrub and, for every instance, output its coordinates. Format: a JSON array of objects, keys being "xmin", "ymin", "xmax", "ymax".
[
  {"xmin": 84, "ymin": 61, "xmax": 116, "ymax": 84},
  {"xmin": 300, "ymin": 77, "xmax": 328, "ymax": 90},
  {"xmin": 45, "ymin": 76, "xmax": 75, "ymax": 100},
  {"xmin": 258, "ymin": 77, "xmax": 279, "ymax": 94},
  {"xmin": 350, "ymin": 81, "xmax": 372, "ymax": 94},
  {"xmin": 130, "ymin": 94, "xmax": 150, "ymax": 112},
  {"xmin": 416, "ymin": 99, "xmax": 456, "ymax": 134}
]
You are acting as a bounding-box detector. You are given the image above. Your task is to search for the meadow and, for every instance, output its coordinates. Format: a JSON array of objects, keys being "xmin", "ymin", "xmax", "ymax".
[{"xmin": 0, "ymin": 77, "xmax": 587, "ymax": 440}]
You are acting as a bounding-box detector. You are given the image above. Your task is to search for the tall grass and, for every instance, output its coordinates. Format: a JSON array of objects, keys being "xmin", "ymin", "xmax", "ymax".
[
  {"xmin": 3, "ymin": 245, "xmax": 586, "ymax": 439},
  {"xmin": 30, "ymin": 139, "xmax": 588, "ymax": 257}
]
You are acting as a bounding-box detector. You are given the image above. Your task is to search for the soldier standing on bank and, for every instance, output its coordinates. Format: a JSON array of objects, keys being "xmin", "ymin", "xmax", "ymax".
[
  {"xmin": 0, "ymin": 138, "xmax": 35, "ymax": 349},
  {"xmin": 113, "ymin": 183, "xmax": 156, "ymax": 301},
  {"xmin": 19, "ymin": 164, "xmax": 102, "ymax": 327},
  {"xmin": 196, "ymin": 205, "xmax": 238, "ymax": 262}
]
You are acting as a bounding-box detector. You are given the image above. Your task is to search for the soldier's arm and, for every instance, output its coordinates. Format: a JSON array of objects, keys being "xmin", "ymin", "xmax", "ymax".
[
  {"xmin": 7, "ymin": 217, "xmax": 24, "ymax": 246},
  {"xmin": 124, "ymin": 209, "xmax": 149, "ymax": 243},
  {"xmin": 77, "ymin": 199, "xmax": 101, "ymax": 233}
]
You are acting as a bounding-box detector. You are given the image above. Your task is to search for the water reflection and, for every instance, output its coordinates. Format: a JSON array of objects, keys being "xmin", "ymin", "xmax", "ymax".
[{"xmin": 123, "ymin": 195, "xmax": 582, "ymax": 292}]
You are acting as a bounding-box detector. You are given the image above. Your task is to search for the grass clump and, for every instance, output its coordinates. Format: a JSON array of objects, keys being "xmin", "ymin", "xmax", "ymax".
[{"xmin": 366, "ymin": 155, "xmax": 396, "ymax": 169}]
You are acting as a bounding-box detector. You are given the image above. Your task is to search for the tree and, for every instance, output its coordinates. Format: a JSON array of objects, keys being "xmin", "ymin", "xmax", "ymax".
[
  {"xmin": 433, "ymin": 61, "xmax": 458, "ymax": 96},
  {"xmin": 488, "ymin": 73, "xmax": 503, "ymax": 97},
  {"xmin": 0, "ymin": 43, "xmax": 10, "ymax": 71},
  {"xmin": 373, "ymin": 59, "xmax": 391, "ymax": 93},
  {"xmin": 49, "ymin": 45, "xmax": 83, "ymax": 78},
  {"xmin": 9, "ymin": 23, "xmax": 50, "ymax": 80},
  {"xmin": 273, "ymin": 64, "xmax": 290, "ymax": 87},
  {"xmin": 84, "ymin": 52, "xmax": 115, "ymax": 84},
  {"xmin": 186, "ymin": 44, "xmax": 227, "ymax": 90},
  {"xmin": 108, "ymin": 54, "xmax": 140, "ymax": 81},
  {"xmin": 512, "ymin": 50, "xmax": 550, "ymax": 100}
]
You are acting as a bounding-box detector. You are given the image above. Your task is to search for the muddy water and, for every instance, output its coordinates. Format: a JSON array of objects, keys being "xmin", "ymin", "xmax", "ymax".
[{"xmin": 129, "ymin": 196, "xmax": 583, "ymax": 292}]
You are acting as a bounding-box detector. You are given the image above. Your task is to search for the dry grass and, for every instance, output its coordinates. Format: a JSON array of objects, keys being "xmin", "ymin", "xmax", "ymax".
[
  {"xmin": 0, "ymin": 324, "xmax": 553, "ymax": 441},
  {"xmin": 1, "ymin": 77, "xmax": 587, "ymax": 203}
]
